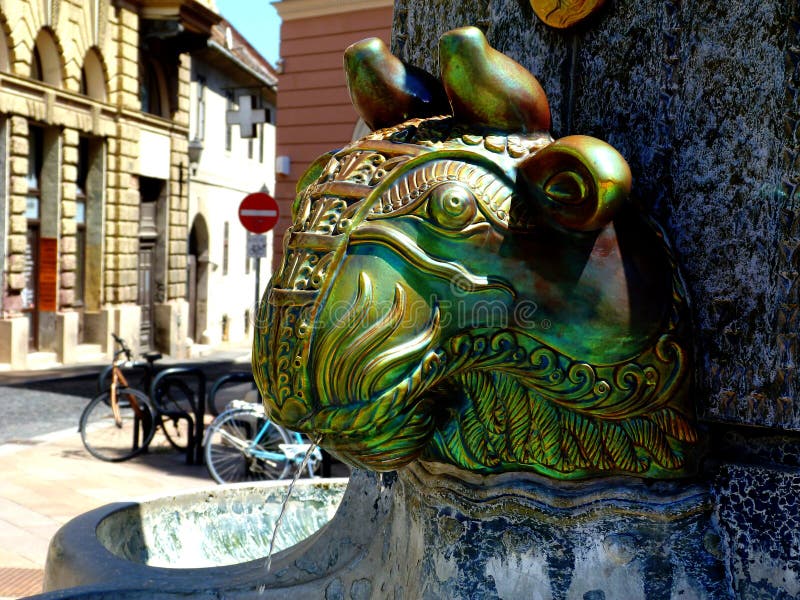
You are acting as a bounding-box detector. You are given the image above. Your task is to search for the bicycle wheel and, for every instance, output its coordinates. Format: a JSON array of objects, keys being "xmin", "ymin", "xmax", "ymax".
[
  {"xmin": 153, "ymin": 378, "xmax": 194, "ymax": 451},
  {"xmin": 204, "ymin": 408, "xmax": 292, "ymax": 484},
  {"xmin": 80, "ymin": 388, "xmax": 156, "ymax": 462}
]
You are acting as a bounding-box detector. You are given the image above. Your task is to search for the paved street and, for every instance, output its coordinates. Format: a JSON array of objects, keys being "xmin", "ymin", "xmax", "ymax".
[
  {"xmin": 0, "ymin": 345, "xmax": 257, "ymax": 598},
  {"xmin": 0, "ymin": 387, "xmax": 87, "ymax": 445},
  {"xmin": 0, "ymin": 348, "xmax": 255, "ymax": 444}
]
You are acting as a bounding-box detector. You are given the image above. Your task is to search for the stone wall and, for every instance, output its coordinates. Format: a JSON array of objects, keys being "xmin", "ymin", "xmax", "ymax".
[
  {"xmin": 393, "ymin": 0, "xmax": 800, "ymax": 433},
  {"xmin": 390, "ymin": 3, "xmax": 800, "ymax": 596}
]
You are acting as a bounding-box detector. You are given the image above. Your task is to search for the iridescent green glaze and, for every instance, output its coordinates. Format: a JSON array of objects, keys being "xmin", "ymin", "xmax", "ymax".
[{"xmin": 254, "ymin": 27, "xmax": 698, "ymax": 480}]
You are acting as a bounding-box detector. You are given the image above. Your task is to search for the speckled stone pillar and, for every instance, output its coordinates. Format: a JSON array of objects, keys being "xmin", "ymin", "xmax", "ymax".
[
  {"xmin": 391, "ymin": 2, "xmax": 800, "ymax": 597},
  {"xmin": 393, "ymin": 0, "xmax": 800, "ymax": 432}
]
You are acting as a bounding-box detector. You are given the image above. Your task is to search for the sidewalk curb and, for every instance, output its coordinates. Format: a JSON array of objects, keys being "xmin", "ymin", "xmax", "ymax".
[{"xmin": 0, "ymin": 350, "xmax": 253, "ymax": 386}]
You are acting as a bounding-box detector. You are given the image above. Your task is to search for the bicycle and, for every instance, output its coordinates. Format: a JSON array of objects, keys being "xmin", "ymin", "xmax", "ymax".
[
  {"xmin": 79, "ymin": 334, "xmax": 196, "ymax": 462},
  {"xmin": 204, "ymin": 399, "xmax": 322, "ymax": 484}
]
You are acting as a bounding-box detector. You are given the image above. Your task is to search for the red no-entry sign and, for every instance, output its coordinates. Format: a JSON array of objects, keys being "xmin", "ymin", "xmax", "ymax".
[{"xmin": 238, "ymin": 192, "xmax": 279, "ymax": 234}]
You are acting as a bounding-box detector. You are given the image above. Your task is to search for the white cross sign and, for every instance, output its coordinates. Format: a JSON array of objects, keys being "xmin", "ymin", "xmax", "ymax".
[{"xmin": 226, "ymin": 94, "xmax": 267, "ymax": 138}]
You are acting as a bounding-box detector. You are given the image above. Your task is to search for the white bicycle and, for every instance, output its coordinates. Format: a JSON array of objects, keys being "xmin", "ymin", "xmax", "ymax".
[{"xmin": 204, "ymin": 399, "xmax": 322, "ymax": 484}]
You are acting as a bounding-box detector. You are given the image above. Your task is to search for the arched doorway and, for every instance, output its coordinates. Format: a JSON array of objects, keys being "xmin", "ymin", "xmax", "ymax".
[
  {"xmin": 187, "ymin": 215, "xmax": 209, "ymax": 344},
  {"xmin": 138, "ymin": 176, "xmax": 165, "ymax": 350}
]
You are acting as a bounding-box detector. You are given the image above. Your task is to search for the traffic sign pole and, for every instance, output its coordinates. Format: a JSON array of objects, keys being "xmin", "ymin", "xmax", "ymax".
[{"xmin": 255, "ymin": 256, "xmax": 260, "ymax": 324}]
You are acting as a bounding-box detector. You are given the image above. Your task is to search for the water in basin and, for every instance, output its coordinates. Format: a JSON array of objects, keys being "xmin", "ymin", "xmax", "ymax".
[{"xmin": 94, "ymin": 479, "xmax": 347, "ymax": 568}]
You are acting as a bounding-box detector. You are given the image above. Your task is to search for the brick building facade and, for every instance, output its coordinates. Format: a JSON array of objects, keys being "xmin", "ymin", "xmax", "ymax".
[{"xmin": 272, "ymin": 0, "xmax": 393, "ymax": 269}]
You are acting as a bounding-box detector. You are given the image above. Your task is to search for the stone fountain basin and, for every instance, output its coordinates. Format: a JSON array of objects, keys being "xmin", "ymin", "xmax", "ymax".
[
  {"xmin": 42, "ymin": 478, "xmax": 349, "ymax": 595},
  {"xmin": 33, "ymin": 466, "xmax": 727, "ymax": 599}
]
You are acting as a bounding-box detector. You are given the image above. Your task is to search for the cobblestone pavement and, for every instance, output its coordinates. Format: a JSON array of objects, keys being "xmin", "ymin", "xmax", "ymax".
[{"xmin": 0, "ymin": 387, "xmax": 88, "ymax": 444}]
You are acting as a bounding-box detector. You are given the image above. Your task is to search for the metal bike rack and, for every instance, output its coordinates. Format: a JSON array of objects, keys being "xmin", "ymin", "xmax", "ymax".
[
  {"xmin": 206, "ymin": 371, "xmax": 257, "ymax": 416},
  {"xmin": 150, "ymin": 367, "xmax": 207, "ymax": 465}
]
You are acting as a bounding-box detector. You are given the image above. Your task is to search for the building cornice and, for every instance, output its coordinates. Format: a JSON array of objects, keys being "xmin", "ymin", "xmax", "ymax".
[
  {"xmin": 274, "ymin": 0, "xmax": 393, "ymax": 21},
  {"xmin": 206, "ymin": 40, "xmax": 278, "ymax": 89},
  {"xmin": 0, "ymin": 72, "xmax": 189, "ymax": 137},
  {"xmin": 125, "ymin": 0, "xmax": 221, "ymax": 34}
]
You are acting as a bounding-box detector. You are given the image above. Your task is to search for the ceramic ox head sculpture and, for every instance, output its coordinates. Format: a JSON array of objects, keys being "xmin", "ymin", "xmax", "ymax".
[{"xmin": 254, "ymin": 27, "xmax": 698, "ymax": 480}]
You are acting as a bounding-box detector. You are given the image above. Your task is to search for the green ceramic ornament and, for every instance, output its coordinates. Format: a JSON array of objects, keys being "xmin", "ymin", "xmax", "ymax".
[{"xmin": 254, "ymin": 27, "xmax": 697, "ymax": 480}]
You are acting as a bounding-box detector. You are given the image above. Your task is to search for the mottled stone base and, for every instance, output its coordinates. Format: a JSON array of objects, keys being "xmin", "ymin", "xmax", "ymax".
[
  {"xmin": 34, "ymin": 465, "xmax": 732, "ymax": 599},
  {"xmin": 714, "ymin": 463, "xmax": 800, "ymax": 599},
  {"xmin": 372, "ymin": 462, "xmax": 729, "ymax": 599}
]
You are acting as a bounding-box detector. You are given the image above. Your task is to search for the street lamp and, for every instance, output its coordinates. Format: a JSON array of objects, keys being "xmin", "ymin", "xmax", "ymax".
[{"xmin": 188, "ymin": 138, "xmax": 204, "ymax": 174}]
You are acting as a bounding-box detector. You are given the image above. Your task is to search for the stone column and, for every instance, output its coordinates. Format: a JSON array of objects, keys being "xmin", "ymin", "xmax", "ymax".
[
  {"xmin": 56, "ymin": 127, "xmax": 79, "ymax": 362},
  {"xmin": 60, "ymin": 127, "xmax": 79, "ymax": 310},
  {"xmin": 392, "ymin": 2, "xmax": 800, "ymax": 596},
  {"xmin": 0, "ymin": 117, "xmax": 31, "ymax": 367}
]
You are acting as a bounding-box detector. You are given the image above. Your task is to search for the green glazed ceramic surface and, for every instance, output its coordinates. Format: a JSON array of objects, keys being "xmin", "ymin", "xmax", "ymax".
[{"xmin": 254, "ymin": 27, "xmax": 697, "ymax": 480}]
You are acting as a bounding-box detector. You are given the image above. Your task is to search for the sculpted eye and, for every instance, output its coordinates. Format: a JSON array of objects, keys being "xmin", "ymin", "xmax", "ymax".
[{"xmin": 428, "ymin": 183, "xmax": 477, "ymax": 229}]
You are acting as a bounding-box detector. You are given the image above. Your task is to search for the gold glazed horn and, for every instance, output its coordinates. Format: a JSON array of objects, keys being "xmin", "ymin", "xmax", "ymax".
[
  {"xmin": 438, "ymin": 26, "xmax": 551, "ymax": 133},
  {"xmin": 344, "ymin": 37, "xmax": 450, "ymax": 131},
  {"xmin": 519, "ymin": 135, "xmax": 632, "ymax": 232}
]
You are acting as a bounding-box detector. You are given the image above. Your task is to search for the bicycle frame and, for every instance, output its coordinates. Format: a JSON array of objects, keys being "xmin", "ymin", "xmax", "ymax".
[
  {"xmin": 108, "ymin": 363, "xmax": 129, "ymax": 426},
  {"xmin": 106, "ymin": 343, "xmax": 149, "ymax": 439},
  {"xmin": 253, "ymin": 422, "xmax": 318, "ymax": 475},
  {"xmin": 210, "ymin": 406, "xmax": 320, "ymax": 477},
  {"xmin": 83, "ymin": 333, "xmax": 203, "ymax": 463}
]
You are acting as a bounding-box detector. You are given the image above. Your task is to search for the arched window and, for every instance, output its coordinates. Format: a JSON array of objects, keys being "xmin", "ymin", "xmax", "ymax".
[
  {"xmin": 0, "ymin": 23, "xmax": 10, "ymax": 71},
  {"xmin": 31, "ymin": 45, "xmax": 43, "ymax": 80},
  {"xmin": 139, "ymin": 56, "xmax": 168, "ymax": 117},
  {"xmin": 31, "ymin": 29, "xmax": 62, "ymax": 87},
  {"xmin": 80, "ymin": 48, "xmax": 106, "ymax": 101}
]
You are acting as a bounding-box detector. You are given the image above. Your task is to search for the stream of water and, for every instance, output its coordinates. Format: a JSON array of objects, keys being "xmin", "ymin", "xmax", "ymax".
[{"xmin": 264, "ymin": 437, "xmax": 322, "ymax": 573}]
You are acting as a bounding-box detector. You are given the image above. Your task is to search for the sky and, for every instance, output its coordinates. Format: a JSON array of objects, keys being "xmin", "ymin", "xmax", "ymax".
[{"xmin": 214, "ymin": 0, "xmax": 282, "ymax": 67}]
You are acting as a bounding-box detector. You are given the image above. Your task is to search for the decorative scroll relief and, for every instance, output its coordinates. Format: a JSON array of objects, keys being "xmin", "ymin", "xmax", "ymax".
[
  {"xmin": 427, "ymin": 330, "xmax": 694, "ymax": 479},
  {"xmin": 255, "ymin": 27, "xmax": 698, "ymax": 480},
  {"xmin": 255, "ymin": 144, "xmax": 422, "ymax": 425}
]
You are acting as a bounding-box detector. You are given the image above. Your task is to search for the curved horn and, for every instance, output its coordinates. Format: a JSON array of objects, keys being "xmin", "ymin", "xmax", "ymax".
[
  {"xmin": 518, "ymin": 135, "xmax": 631, "ymax": 232},
  {"xmin": 439, "ymin": 26, "xmax": 550, "ymax": 133},
  {"xmin": 344, "ymin": 37, "xmax": 450, "ymax": 131}
]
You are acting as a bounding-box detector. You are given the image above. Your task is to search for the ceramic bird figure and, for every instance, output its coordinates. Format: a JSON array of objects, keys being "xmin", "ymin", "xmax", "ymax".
[
  {"xmin": 344, "ymin": 37, "xmax": 449, "ymax": 131},
  {"xmin": 439, "ymin": 26, "xmax": 551, "ymax": 132}
]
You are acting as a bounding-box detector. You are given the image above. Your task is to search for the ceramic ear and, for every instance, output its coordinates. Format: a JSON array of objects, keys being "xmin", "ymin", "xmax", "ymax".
[{"xmin": 518, "ymin": 135, "xmax": 631, "ymax": 232}]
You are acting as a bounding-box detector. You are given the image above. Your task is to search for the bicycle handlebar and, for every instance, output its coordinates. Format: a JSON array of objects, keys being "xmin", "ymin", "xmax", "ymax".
[{"xmin": 111, "ymin": 333, "xmax": 133, "ymax": 362}]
